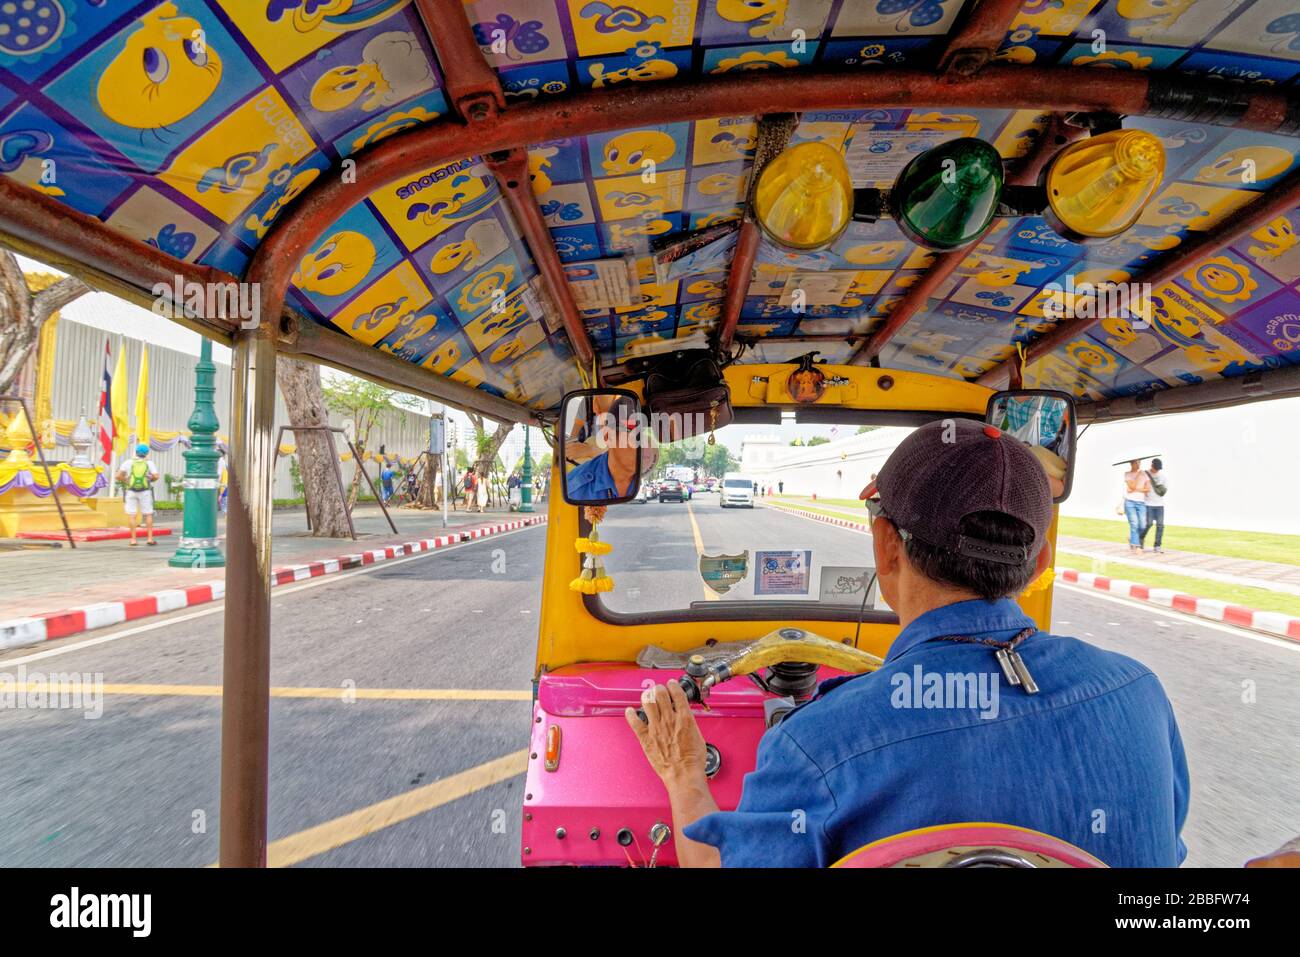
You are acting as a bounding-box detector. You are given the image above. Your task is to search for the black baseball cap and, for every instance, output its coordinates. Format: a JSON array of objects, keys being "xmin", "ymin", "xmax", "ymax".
[{"xmin": 859, "ymin": 418, "xmax": 1053, "ymax": 565}]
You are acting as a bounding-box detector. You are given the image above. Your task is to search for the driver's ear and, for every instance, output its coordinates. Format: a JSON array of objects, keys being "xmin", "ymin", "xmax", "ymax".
[
  {"xmin": 1032, "ymin": 539, "xmax": 1053, "ymax": 579},
  {"xmin": 872, "ymin": 518, "xmax": 898, "ymax": 577}
]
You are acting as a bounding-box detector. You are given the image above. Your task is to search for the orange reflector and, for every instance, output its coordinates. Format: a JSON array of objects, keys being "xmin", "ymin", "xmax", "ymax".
[{"xmin": 544, "ymin": 725, "xmax": 562, "ymax": 772}]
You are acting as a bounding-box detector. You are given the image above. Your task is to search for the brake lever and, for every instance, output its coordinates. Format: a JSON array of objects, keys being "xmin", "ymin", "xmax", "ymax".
[{"xmin": 635, "ymin": 655, "xmax": 713, "ymax": 723}]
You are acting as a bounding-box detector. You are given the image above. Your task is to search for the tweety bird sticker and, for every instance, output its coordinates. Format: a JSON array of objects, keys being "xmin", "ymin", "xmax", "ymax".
[
  {"xmin": 293, "ymin": 231, "xmax": 377, "ymax": 297},
  {"xmin": 309, "ymin": 31, "xmax": 433, "ymax": 113},
  {"xmin": 97, "ymin": 4, "xmax": 223, "ymax": 130},
  {"xmin": 601, "ymin": 130, "xmax": 676, "ymax": 176}
]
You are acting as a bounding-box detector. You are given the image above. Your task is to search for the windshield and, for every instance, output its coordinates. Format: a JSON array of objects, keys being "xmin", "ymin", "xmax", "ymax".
[{"xmin": 599, "ymin": 420, "xmax": 912, "ymax": 617}]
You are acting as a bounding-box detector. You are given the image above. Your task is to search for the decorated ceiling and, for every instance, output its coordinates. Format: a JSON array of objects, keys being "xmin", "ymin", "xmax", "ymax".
[{"xmin": 2, "ymin": 0, "xmax": 1300, "ymax": 412}]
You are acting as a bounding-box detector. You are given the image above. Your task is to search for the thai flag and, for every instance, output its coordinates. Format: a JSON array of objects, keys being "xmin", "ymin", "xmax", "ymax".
[{"xmin": 97, "ymin": 338, "xmax": 112, "ymax": 467}]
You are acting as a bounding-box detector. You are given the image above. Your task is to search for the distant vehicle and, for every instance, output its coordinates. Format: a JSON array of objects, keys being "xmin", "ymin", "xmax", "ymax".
[
  {"xmin": 658, "ymin": 478, "xmax": 686, "ymax": 503},
  {"xmin": 632, "ymin": 483, "xmax": 650, "ymax": 504},
  {"xmin": 720, "ymin": 473, "xmax": 755, "ymax": 508}
]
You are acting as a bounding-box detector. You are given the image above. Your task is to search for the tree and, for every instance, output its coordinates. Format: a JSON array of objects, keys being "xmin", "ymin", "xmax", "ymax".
[
  {"xmin": 0, "ymin": 253, "xmax": 91, "ymax": 395},
  {"xmin": 276, "ymin": 358, "xmax": 351, "ymax": 536},
  {"xmin": 700, "ymin": 442, "xmax": 738, "ymax": 477},
  {"xmin": 324, "ymin": 375, "xmax": 401, "ymax": 507},
  {"xmin": 806, "ymin": 436, "xmax": 831, "ymax": 446},
  {"xmin": 856, "ymin": 425, "xmax": 879, "ymax": 435}
]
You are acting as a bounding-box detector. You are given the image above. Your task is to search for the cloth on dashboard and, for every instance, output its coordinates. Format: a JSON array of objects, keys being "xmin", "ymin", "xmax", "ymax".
[
  {"xmin": 636, "ymin": 641, "xmax": 753, "ymax": 670},
  {"xmin": 682, "ymin": 598, "xmax": 1189, "ymax": 868}
]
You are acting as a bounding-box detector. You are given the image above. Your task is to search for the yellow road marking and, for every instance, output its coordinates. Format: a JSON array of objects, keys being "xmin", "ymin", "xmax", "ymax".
[
  {"xmin": 16, "ymin": 683, "xmax": 531, "ymax": 701},
  {"xmin": 685, "ymin": 501, "xmax": 718, "ymax": 601},
  {"xmin": 262, "ymin": 749, "xmax": 529, "ymax": 867}
]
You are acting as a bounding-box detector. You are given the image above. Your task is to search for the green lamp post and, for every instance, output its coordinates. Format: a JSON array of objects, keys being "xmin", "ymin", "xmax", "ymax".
[
  {"xmin": 170, "ymin": 337, "xmax": 225, "ymax": 568},
  {"xmin": 519, "ymin": 425, "xmax": 534, "ymax": 513}
]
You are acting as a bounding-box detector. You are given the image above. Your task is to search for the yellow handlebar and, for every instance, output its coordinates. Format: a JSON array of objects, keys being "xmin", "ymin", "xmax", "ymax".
[{"xmin": 717, "ymin": 627, "xmax": 883, "ymax": 680}]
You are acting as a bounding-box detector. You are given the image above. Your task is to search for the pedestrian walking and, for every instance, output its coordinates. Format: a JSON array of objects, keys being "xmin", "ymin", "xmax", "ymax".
[
  {"xmin": 1142, "ymin": 458, "xmax": 1168, "ymax": 553},
  {"xmin": 1121, "ymin": 459, "xmax": 1151, "ymax": 553}
]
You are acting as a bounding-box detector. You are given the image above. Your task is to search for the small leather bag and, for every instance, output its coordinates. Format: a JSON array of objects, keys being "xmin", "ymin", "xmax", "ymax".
[{"xmin": 641, "ymin": 349, "xmax": 734, "ymax": 442}]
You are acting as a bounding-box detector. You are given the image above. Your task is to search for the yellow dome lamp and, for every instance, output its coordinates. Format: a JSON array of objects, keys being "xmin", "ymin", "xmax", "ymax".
[
  {"xmin": 1041, "ymin": 129, "xmax": 1166, "ymax": 242},
  {"xmin": 752, "ymin": 140, "xmax": 854, "ymax": 250}
]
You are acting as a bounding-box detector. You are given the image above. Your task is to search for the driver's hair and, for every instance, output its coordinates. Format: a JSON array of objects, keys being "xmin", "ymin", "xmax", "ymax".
[{"xmin": 903, "ymin": 510, "xmax": 1039, "ymax": 601}]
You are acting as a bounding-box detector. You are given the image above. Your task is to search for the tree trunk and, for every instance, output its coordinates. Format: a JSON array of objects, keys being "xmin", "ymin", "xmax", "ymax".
[
  {"xmin": 468, "ymin": 412, "xmax": 513, "ymax": 509},
  {"xmin": 0, "ymin": 252, "xmax": 90, "ymax": 396},
  {"xmin": 275, "ymin": 357, "xmax": 352, "ymax": 537}
]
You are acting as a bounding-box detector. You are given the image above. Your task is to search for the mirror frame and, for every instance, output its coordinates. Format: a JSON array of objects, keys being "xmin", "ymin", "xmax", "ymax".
[
  {"xmin": 558, "ymin": 388, "xmax": 645, "ymax": 506},
  {"xmin": 986, "ymin": 388, "xmax": 1078, "ymax": 504}
]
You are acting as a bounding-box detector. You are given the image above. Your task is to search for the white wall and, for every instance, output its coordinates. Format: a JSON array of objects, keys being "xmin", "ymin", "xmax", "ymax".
[
  {"xmin": 738, "ymin": 398, "xmax": 1300, "ymax": 534},
  {"xmin": 741, "ymin": 428, "xmax": 912, "ymax": 499},
  {"xmin": 1062, "ymin": 396, "xmax": 1300, "ymax": 534}
]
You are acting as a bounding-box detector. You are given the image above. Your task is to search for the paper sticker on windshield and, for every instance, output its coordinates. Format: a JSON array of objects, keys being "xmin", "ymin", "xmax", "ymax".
[
  {"xmin": 700, "ymin": 551, "xmax": 749, "ymax": 596},
  {"xmin": 819, "ymin": 566, "xmax": 877, "ymax": 606},
  {"xmin": 755, "ymin": 550, "xmax": 811, "ymax": 596}
]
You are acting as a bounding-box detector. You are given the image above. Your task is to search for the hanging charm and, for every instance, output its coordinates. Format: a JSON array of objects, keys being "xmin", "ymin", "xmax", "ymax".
[{"xmin": 571, "ymin": 508, "xmax": 614, "ymax": 594}]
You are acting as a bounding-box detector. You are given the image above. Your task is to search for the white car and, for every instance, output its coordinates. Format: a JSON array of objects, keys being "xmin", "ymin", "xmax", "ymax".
[{"xmin": 719, "ymin": 474, "xmax": 755, "ymax": 508}]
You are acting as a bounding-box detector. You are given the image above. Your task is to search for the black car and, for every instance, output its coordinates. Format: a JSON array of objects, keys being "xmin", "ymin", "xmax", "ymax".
[{"xmin": 658, "ymin": 479, "xmax": 686, "ymax": 503}]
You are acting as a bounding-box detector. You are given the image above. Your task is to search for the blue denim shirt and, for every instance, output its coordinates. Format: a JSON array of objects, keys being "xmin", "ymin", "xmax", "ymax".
[
  {"xmin": 684, "ymin": 598, "xmax": 1189, "ymax": 867},
  {"xmin": 565, "ymin": 453, "xmax": 620, "ymax": 500}
]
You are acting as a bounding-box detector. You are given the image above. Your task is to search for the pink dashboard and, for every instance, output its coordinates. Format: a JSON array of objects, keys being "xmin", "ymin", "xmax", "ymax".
[{"xmin": 520, "ymin": 662, "xmax": 844, "ymax": 866}]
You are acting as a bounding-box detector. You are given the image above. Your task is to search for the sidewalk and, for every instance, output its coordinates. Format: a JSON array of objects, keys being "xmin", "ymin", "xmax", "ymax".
[
  {"xmin": 762, "ymin": 501, "xmax": 1300, "ymax": 642},
  {"xmin": 1055, "ymin": 535, "xmax": 1300, "ymax": 597},
  {"xmin": 0, "ymin": 503, "xmax": 543, "ymax": 623}
]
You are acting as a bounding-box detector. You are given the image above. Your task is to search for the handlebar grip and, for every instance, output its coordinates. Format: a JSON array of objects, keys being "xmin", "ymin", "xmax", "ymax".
[{"xmin": 635, "ymin": 676, "xmax": 700, "ymax": 723}]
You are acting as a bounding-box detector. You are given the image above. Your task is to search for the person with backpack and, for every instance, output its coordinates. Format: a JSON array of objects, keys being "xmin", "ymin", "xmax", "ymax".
[
  {"xmin": 116, "ymin": 443, "xmax": 160, "ymax": 546},
  {"xmin": 462, "ymin": 467, "xmax": 477, "ymax": 511},
  {"xmin": 1142, "ymin": 458, "xmax": 1169, "ymax": 554}
]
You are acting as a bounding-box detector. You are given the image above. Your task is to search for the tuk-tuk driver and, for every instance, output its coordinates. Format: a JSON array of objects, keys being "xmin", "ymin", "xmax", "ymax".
[
  {"xmin": 565, "ymin": 394, "xmax": 642, "ymax": 500},
  {"xmin": 628, "ymin": 418, "xmax": 1189, "ymax": 867}
]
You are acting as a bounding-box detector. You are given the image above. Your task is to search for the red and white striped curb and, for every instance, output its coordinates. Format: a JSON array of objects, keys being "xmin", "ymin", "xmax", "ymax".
[
  {"xmin": 762, "ymin": 501, "xmax": 872, "ymax": 534},
  {"xmin": 0, "ymin": 516, "xmax": 547, "ymax": 653},
  {"xmin": 1059, "ymin": 568, "xmax": 1300, "ymax": 642},
  {"xmin": 766, "ymin": 504, "xmax": 1300, "ymax": 643}
]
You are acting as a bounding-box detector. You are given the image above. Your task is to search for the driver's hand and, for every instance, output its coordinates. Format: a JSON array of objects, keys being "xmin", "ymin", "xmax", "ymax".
[{"xmin": 626, "ymin": 680, "xmax": 708, "ymax": 787}]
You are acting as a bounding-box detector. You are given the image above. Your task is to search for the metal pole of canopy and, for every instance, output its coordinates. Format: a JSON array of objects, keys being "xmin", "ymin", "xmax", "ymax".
[{"xmin": 218, "ymin": 329, "xmax": 277, "ymax": 868}]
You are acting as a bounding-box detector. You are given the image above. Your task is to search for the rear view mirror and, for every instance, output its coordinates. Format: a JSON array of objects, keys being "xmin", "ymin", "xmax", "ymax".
[
  {"xmin": 986, "ymin": 389, "xmax": 1077, "ymax": 503},
  {"xmin": 559, "ymin": 389, "xmax": 644, "ymax": 506}
]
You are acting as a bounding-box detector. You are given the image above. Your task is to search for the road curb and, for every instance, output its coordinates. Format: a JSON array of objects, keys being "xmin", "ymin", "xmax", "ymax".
[
  {"xmin": 761, "ymin": 501, "xmax": 872, "ymax": 533},
  {"xmin": 1058, "ymin": 568, "xmax": 1300, "ymax": 643},
  {"xmin": 0, "ymin": 516, "xmax": 548, "ymax": 653},
  {"xmin": 764, "ymin": 503, "xmax": 1300, "ymax": 643}
]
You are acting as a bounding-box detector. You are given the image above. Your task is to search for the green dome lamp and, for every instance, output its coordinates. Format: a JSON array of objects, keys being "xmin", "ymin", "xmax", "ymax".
[{"xmin": 889, "ymin": 137, "xmax": 1005, "ymax": 251}]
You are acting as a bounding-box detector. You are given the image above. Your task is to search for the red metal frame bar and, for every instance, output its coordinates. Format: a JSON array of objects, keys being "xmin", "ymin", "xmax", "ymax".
[
  {"xmin": 977, "ymin": 165, "xmax": 1300, "ymax": 388},
  {"xmin": 485, "ymin": 149, "xmax": 594, "ymax": 366},
  {"xmin": 415, "ymin": 0, "xmax": 505, "ymax": 119},
  {"xmin": 716, "ymin": 222, "xmax": 761, "ymax": 353},
  {"xmin": 939, "ymin": 0, "xmax": 1028, "ymax": 77},
  {"xmin": 0, "ymin": 177, "xmax": 236, "ymax": 337},
  {"xmin": 415, "ymin": 2, "xmax": 593, "ymax": 367}
]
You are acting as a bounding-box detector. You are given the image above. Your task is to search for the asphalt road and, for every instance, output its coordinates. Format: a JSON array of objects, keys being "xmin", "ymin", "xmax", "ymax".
[{"xmin": 1, "ymin": 500, "xmax": 1296, "ymax": 868}]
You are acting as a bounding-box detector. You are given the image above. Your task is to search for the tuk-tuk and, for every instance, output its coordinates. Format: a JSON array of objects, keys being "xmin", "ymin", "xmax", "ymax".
[{"xmin": 2, "ymin": 0, "xmax": 1298, "ymax": 869}]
